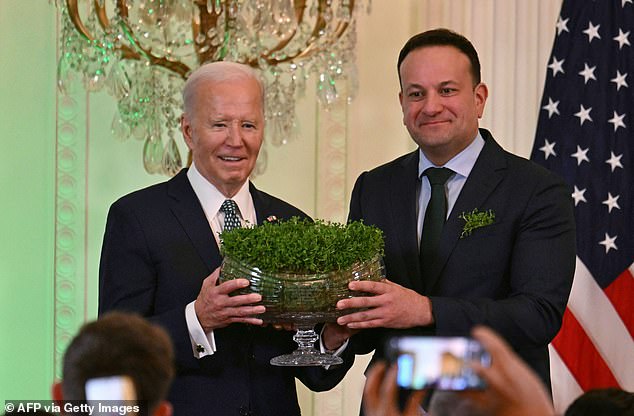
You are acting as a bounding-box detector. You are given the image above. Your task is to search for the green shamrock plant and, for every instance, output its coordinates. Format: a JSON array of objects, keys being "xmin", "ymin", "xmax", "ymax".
[
  {"xmin": 459, "ymin": 208, "xmax": 495, "ymax": 238},
  {"xmin": 220, "ymin": 217, "xmax": 384, "ymax": 274}
]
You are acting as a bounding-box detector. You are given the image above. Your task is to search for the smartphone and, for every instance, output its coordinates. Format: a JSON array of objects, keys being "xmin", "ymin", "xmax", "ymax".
[
  {"xmin": 85, "ymin": 375, "xmax": 137, "ymax": 400},
  {"xmin": 386, "ymin": 336, "xmax": 491, "ymax": 391}
]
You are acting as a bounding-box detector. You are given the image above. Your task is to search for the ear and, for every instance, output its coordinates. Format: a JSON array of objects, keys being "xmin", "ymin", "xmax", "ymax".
[
  {"xmin": 180, "ymin": 114, "xmax": 194, "ymax": 150},
  {"xmin": 474, "ymin": 83, "xmax": 488, "ymax": 118},
  {"xmin": 152, "ymin": 401, "xmax": 173, "ymax": 416},
  {"xmin": 398, "ymin": 91, "xmax": 406, "ymax": 125}
]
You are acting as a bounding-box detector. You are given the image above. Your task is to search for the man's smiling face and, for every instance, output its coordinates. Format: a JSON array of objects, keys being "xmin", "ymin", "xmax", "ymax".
[
  {"xmin": 399, "ymin": 45, "xmax": 488, "ymax": 165},
  {"xmin": 181, "ymin": 76, "xmax": 264, "ymax": 197}
]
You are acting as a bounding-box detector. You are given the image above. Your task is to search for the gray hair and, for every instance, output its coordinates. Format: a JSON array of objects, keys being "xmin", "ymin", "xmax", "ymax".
[{"xmin": 182, "ymin": 61, "xmax": 265, "ymax": 115}]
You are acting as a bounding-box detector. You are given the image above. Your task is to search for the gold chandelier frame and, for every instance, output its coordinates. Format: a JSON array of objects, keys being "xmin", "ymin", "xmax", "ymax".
[{"xmin": 57, "ymin": 0, "xmax": 365, "ymax": 175}]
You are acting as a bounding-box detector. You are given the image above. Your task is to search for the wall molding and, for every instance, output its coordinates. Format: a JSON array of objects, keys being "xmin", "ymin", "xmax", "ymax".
[{"xmin": 54, "ymin": 9, "xmax": 88, "ymax": 376}]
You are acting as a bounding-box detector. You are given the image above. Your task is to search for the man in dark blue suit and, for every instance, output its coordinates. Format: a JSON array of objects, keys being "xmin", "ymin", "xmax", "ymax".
[
  {"xmin": 99, "ymin": 62, "xmax": 348, "ymax": 416},
  {"xmin": 322, "ymin": 29, "xmax": 576, "ymax": 393}
]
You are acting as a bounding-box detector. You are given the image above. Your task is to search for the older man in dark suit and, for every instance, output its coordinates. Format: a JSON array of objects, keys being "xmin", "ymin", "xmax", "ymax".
[
  {"xmin": 99, "ymin": 61, "xmax": 348, "ymax": 416},
  {"xmin": 323, "ymin": 29, "xmax": 576, "ymax": 392}
]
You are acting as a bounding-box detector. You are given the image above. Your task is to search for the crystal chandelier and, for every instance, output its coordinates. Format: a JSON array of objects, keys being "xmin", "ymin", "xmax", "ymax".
[{"xmin": 55, "ymin": 0, "xmax": 368, "ymax": 176}]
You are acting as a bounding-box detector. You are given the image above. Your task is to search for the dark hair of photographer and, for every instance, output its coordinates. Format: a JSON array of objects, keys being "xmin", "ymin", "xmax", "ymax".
[
  {"xmin": 565, "ymin": 388, "xmax": 634, "ymax": 416},
  {"xmin": 58, "ymin": 312, "xmax": 174, "ymax": 412}
]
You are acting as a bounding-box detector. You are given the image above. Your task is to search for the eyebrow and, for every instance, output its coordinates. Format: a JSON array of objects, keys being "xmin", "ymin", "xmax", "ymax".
[
  {"xmin": 435, "ymin": 80, "xmax": 460, "ymax": 89},
  {"xmin": 405, "ymin": 80, "xmax": 458, "ymax": 90}
]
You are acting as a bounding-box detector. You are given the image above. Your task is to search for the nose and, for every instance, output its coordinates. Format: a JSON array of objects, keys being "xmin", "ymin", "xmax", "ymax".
[
  {"xmin": 422, "ymin": 92, "xmax": 443, "ymax": 115},
  {"xmin": 226, "ymin": 122, "xmax": 243, "ymax": 146}
]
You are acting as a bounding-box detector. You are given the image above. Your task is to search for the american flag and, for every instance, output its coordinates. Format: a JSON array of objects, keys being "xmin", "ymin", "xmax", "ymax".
[{"xmin": 530, "ymin": 0, "xmax": 634, "ymax": 411}]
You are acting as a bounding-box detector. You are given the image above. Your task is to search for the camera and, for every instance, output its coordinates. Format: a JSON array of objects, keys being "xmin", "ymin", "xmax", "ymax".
[{"xmin": 386, "ymin": 336, "xmax": 491, "ymax": 391}]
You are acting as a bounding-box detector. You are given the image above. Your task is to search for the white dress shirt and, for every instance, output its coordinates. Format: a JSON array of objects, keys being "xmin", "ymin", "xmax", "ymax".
[{"xmin": 184, "ymin": 163, "xmax": 256, "ymax": 358}]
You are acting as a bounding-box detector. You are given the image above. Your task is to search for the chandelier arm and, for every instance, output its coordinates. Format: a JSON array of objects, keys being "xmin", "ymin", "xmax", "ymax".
[
  {"xmin": 255, "ymin": 0, "xmax": 307, "ymax": 59},
  {"xmin": 192, "ymin": 0, "xmax": 223, "ymax": 65},
  {"xmin": 216, "ymin": 0, "xmax": 235, "ymax": 61},
  {"xmin": 109, "ymin": 0, "xmax": 146, "ymax": 63},
  {"xmin": 116, "ymin": 22, "xmax": 192, "ymax": 78},
  {"xmin": 92, "ymin": 1, "xmax": 139, "ymax": 63},
  {"xmin": 66, "ymin": 0, "xmax": 135, "ymax": 59},
  {"xmin": 276, "ymin": 0, "xmax": 344, "ymax": 62},
  {"xmin": 94, "ymin": 0, "xmax": 111, "ymax": 30},
  {"xmin": 254, "ymin": 1, "xmax": 354, "ymax": 67},
  {"xmin": 116, "ymin": 0, "xmax": 128, "ymax": 19},
  {"xmin": 271, "ymin": 19, "xmax": 351, "ymax": 64},
  {"xmin": 245, "ymin": 0, "xmax": 324, "ymax": 68},
  {"xmin": 64, "ymin": 0, "xmax": 190, "ymax": 78},
  {"xmin": 294, "ymin": 0, "xmax": 308, "ymax": 25},
  {"xmin": 65, "ymin": 0, "xmax": 96, "ymax": 41},
  {"xmin": 114, "ymin": 0, "xmax": 191, "ymax": 78},
  {"xmin": 306, "ymin": 0, "xmax": 328, "ymax": 48}
]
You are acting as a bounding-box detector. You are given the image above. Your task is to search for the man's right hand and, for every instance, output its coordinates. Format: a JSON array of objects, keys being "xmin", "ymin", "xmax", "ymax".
[{"xmin": 194, "ymin": 267, "xmax": 266, "ymax": 332}]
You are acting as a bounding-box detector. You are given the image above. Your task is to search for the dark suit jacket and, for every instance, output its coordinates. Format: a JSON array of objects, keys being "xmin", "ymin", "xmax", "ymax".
[
  {"xmin": 347, "ymin": 129, "xmax": 576, "ymax": 387},
  {"xmin": 99, "ymin": 169, "xmax": 350, "ymax": 416}
]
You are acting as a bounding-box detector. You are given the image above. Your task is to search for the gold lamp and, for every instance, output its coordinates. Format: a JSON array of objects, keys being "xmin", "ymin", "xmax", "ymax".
[{"xmin": 55, "ymin": 0, "xmax": 368, "ymax": 175}]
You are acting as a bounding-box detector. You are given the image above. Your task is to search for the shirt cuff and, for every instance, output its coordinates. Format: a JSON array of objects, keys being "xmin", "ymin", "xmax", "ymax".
[
  {"xmin": 185, "ymin": 301, "xmax": 217, "ymax": 358},
  {"xmin": 319, "ymin": 325, "xmax": 349, "ymax": 355}
]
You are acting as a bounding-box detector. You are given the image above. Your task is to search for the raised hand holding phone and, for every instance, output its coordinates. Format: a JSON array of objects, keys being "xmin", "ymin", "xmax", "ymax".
[{"xmin": 385, "ymin": 336, "xmax": 491, "ymax": 391}]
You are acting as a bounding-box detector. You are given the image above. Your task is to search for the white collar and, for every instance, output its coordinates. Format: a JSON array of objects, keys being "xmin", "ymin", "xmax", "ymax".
[
  {"xmin": 418, "ymin": 131, "xmax": 485, "ymax": 179},
  {"xmin": 186, "ymin": 163, "xmax": 254, "ymax": 224}
]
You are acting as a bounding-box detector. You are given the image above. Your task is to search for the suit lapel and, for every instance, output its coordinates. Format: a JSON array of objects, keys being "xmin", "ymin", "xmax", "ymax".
[
  {"xmin": 426, "ymin": 131, "xmax": 508, "ymax": 292},
  {"xmin": 390, "ymin": 151, "xmax": 426, "ymax": 293},
  {"xmin": 167, "ymin": 169, "xmax": 222, "ymax": 272},
  {"xmin": 250, "ymin": 182, "xmax": 275, "ymax": 224}
]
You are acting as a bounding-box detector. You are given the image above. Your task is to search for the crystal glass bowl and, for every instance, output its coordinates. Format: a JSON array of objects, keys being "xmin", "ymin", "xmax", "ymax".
[
  {"xmin": 219, "ymin": 253, "xmax": 385, "ymax": 366},
  {"xmin": 220, "ymin": 254, "xmax": 385, "ymax": 323}
]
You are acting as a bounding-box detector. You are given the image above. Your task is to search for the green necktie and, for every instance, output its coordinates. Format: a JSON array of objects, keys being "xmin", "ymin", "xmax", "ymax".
[{"xmin": 420, "ymin": 167, "xmax": 454, "ymax": 281}]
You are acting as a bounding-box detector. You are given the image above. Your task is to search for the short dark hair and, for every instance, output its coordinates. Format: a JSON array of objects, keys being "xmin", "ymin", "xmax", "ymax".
[
  {"xmin": 565, "ymin": 388, "xmax": 634, "ymax": 416},
  {"xmin": 61, "ymin": 312, "xmax": 174, "ymax": 411},
  {"xmin": 397, "ymin": 28, "xmax": 482, "ymax": 87}
]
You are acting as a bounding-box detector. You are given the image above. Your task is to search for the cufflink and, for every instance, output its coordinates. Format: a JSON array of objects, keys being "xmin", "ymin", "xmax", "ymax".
[{"xmin": 196, "ymin": 344, "xmax": 205, "ymax": 353}]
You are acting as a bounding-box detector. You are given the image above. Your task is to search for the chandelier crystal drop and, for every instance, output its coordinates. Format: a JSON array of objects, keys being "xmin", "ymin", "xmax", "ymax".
[{"xmin": 54, "ymin": 0, "xmax": 369, "ymax": 176}]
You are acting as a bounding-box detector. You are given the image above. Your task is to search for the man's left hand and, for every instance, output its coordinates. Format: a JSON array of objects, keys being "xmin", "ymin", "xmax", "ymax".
[{"xmin": 335, "ymin": 279, "xmax": 434, "ymax": 329}]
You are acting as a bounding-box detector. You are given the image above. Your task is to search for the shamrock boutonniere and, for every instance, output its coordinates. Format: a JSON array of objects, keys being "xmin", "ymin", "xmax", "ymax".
[{"xmin": 459, "ymin": 208, "xmax": 495, "ymax": 238}]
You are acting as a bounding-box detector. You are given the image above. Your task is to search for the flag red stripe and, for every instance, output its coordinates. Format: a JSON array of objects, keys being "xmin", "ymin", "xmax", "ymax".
[
  {"xmin": 552, "ymin": 308, "xmax": 620, "ymax": 390},
  {"xmin": 603, "ymin": 269, "xmax": 634, "ymax": 339}
]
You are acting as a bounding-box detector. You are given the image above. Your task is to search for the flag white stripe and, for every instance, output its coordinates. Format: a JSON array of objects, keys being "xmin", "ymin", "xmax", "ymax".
[
  {"xmin": 549, "ymin": 345, "xmax": 583, "ymax": 413},
  {"xmin": 567, "ymin": 256, "xmax": 634, "ymax": 388}
]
